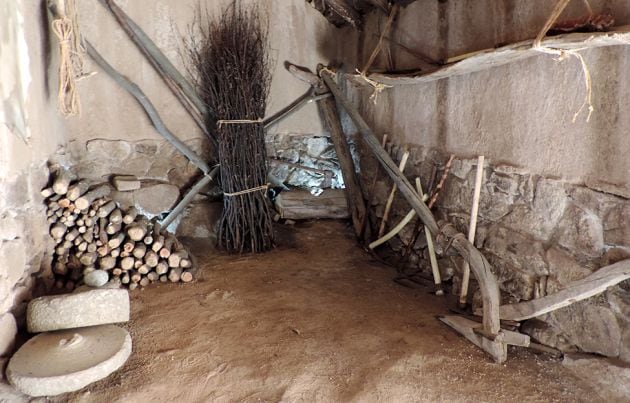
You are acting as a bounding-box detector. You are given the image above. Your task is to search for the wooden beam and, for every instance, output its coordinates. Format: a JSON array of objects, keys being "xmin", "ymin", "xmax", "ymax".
[
  {"xmin": 496, "ymin": 259, "xmax": 630, "ymax": 321},
  {"xmin": 320, "ymin": 69, "xmax": 501, "ymax": 335},
  {"xmin": 439, "ymin": 315, "xmax": 507, "ymax": 363},
  {"xmin": 317, "ymin": 71, "xmax": 366, "ymax": 238},
  {"xmin": 349, "ymin": 26, "xmax": 630, "ymax": 86}
]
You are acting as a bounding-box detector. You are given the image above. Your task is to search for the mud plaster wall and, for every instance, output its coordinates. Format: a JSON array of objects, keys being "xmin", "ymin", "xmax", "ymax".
[
  {"xmin": 0, "ymin": 2, "xmax": 66, "ymax": 369},
  {"xmin": 341, "ymin": 1, "xmax": 630, "ymax": 360},
  {"xmin": 67, "ymin": 0, "xmax": 348, "ymax": 193}
]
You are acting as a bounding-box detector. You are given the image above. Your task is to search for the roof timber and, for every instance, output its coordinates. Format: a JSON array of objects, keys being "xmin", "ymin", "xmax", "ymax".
[{"xmin": 349, "ymin": 26, "xmax": 630, "ymax": 87}]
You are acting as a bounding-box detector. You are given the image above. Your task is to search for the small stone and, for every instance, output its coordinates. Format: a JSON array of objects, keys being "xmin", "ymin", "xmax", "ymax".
[
  {"xmin": 133, "ymin": 184, "xmax": 180, "ymax": 215},
  {"xmin": 0, "ymin": 313, "xmax": 17, "ymax": 356},
  {"xmin": 84, "ymin": 270, "xmax": 109, "ymax": 288},
  {"xmin": 6, "ymin": 325, "xmax": 132, "ymax": 397},
  {"xmin": 27, "ymin": 289, "xmax": 129, "ymax": 333},
  {"xmin": 111, "ymin": 175, "xmax": 141, "ymax": 192}
]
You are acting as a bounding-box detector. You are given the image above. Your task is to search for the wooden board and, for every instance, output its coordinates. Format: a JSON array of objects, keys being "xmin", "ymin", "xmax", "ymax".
[
  {"xmin": 348, "ymin": 26, "xmax": 630, "ymax": 86},
  {"xmin": 497, "ymin": 259, "xmax": 630, "ymax": 321},
  {"xmin": 275, "ymin": 189, "xmax": 349, "ymax": 220}
]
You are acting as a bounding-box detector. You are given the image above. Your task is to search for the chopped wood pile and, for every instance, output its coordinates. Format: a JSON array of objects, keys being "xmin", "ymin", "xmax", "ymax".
[{"xmin": 43, "ymin": 169, "xmax": 195, "ymax": 291}]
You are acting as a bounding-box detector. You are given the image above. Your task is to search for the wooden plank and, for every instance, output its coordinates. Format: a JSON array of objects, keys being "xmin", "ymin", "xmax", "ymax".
[
  {"xmin": 320, "ymin": 69, "xmax": 501, "ymax": 335},
  {"xmin": 348, "ymin": 26, "xmax": 630, "ymax": 86},
  {"xmin": 439, "ymin": 315, "xmax": 507, "ymax": 363},
  {"xmin": 497, "ymin": 259, "xmax": 630, "ymax": 321},
  {"xmin": 317, "ymin": 75, "xmax": 366, "ymax": 237},
  {"xmin": 275, "ymin": 189, "xmax": 349, "ymax": 220}
]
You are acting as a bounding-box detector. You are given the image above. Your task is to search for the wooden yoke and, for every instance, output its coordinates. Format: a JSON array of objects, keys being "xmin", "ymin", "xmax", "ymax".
[{"xmin": 318, "ymin": 68, "xmax": 506, "ymax": 361}]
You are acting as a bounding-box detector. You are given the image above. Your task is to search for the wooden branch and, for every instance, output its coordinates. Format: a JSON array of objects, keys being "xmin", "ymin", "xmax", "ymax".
[
  {"xmin": 378, "ymin": 149, "xmax": 409, "ymax": 238},
  {"xmin": 349, "ymin": 26, "xmax": 630, "ymax": 86},
  {"xmin": 85, "ymin": 40, "xmax": 211, "ymax": 174},
  {"xmin": 98, "ymin": 0, "xmax": 208, "ymax": 118},
  {"xmin": 317, "ymin": 72, "xmax": 366, "ymax": 237},
  {"xmin": 418, "ymin": 179, "xmax": 443, "ymax": 295},
  {"xmin": 496, "ymin": 259, "xmax": 630, "ymax": 321},
  {"xmin": 160, "ymin": 166, "xmax": 220, "ymax": 229},
  {"xmin": 460, "ymin": 156, "xmax": 485, "ymax": 307},
  {"xmin": 320, "ymin": 68, "xmax": 501, "ymax": 336}
]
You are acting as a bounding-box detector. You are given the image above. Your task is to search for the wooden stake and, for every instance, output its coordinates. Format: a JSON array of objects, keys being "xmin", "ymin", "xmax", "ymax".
[
  {"xmin": 378, "ymin": 149, "xmax": 409, "ymax": 238},
  {"xmin": 459, "ymin": 156, "xmax": 485, "ymax": 308}
]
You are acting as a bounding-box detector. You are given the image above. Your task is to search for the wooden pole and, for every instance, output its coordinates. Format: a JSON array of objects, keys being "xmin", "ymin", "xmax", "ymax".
[
  {"xmin": 320, "ymin": 69, "xmax": 500, "ymax": 335},
  {"xmin": 417, "ymin": 179, "xmax": 443, "ymax": 295},
  {"xmin": 378, "ymin": 149, "xmax": 409, "ymax": 237},
  {"xmin": 459, "ymin": 156, "xmax": 485, "ymax": 308}
]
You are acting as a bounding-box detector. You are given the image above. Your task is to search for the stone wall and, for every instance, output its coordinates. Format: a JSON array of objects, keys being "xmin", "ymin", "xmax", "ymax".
[
  {"xmin": 365, "ymin": 146, "xmax": 630, "ymax": 361},
  {"xmin": 0, "ymin": 1, "xmax": 67, "ymax": 373}
]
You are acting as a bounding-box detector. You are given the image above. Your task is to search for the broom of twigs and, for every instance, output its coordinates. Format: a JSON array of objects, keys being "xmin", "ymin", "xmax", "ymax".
[{"xmin": 186, "ymin": 2, "xmax": 275, "ymax": 253}]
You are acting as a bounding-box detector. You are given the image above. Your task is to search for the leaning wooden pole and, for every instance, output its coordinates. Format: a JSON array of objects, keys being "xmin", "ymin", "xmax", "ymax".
[{"xmin": 320, "ymin": 69, "xmax": 500, "ymax": 335}]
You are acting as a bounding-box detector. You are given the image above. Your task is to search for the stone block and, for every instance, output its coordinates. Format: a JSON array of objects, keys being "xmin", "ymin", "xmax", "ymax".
[
  {"xmin": 483, "ymin": 226, "xmax": 548, "ymax": 277},
  {"xmin": 0, "ymin": 313, "xmax": 17, "ymax": 356},
  {"xmin": 26, "ymin": 289, "xmax": 129, "ymax": 333},
  {"xmin": 133, "ymin": 184, "xmax": 180, "ymax": 216},
  {"xmin": 111, "ymin": 175, "xmax": 141, "ymax": 191},
  {"xmin": 176, "ymin": 201, "xmax": 222, "ymax": 239},
  {"xmin": 545, "ymin": 247, "xmax": 594, "ymax": 294},
  {"xmin": 502, "ymin": 178, "xmax": 568, "ymax": 241},
  {"xmin": 521, "ymin": 319, "xmax": 577, "ymax": 352},
  {"xmin": 557, "ymin": 205, "xmax": 604, "ymax": 261},
  {"xmin": 547, "ymin": 301, "xmax": 622, "ymax": 358},
  {"xmin": 603, "ymin": 204, "xmax": 630, "ymax": 247}
]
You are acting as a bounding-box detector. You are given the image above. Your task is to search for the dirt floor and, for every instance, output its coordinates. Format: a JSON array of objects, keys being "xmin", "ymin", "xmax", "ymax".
[{"xmin": 55, "ymin": 220, "xmax": 601, "ymax": 402}]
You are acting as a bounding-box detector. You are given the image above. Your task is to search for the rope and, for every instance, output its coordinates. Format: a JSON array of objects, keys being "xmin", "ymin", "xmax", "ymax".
[
  {"xmin": 51, "ymin": 0, "xmax": 88, "ymax": 117},
  {"xmin": 533, "ymin": 0, "xmax": 594, "ymax": 122},
  {"xmin": 216, "ymin": 118, "xmax": 264, "ymax": 128},
  {"xmin": 223, "ymin": 184, "xmax": 269, "ymax": 197}
]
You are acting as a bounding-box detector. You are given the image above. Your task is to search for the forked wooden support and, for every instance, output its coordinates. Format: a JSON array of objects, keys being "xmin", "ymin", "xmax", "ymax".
[{"xmin": 439, "ymin": 315, "xmax": 530, "ymax": 363}]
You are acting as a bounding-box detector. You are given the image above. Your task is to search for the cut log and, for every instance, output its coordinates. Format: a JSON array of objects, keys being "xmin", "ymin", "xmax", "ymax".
[
  {"xmin": 109, "ymin": 208, "xmax": 123, "ymax": 224},
  {"xmin": 147, "ymin": 271, "xmax": 159, "ymax": 282},
  {"xmin": 106, "ymin": 222, "xmax": 122, "ymax": 235},
  {"xmin": 159, "ymin": 236, "xmax": 175, "ymax": 258},
  {"xmin": 99, "ymin": 256, "xmax": 117, "ymax": 271},
  {"xmin": 97, "ymin": 201, "xmax": 117, "ymax": 218},
  {"xmin": 159, "ymin": 275, "xmax": 168, "ymax": 283},
  {"xmin": 110, "ymin": 248, "xmax": 120, "ymax": 258},
  {"xmin": 155, "ymin": 261, "xmax": 169, "ymax": 275},
  {"xmin": 144, "ymin": 251, "xmax": 159, "ymax": 268},
  {"xmin": 122, "ymin": 207, "xmax": 138, "ymax": 225},
  {"xmin": 274, "ymin": 189, "xmax": 349, "ymax": 220},
  {"xmin": 50, "ymin": 223, "xmax": 67, "ymax": 239},
  {"xmin": 132, "ymin": 243, "xmax": 147, "ymax": 259},
  {"xmin": 137, "ymin": 264, "xmax": 150, "ymax": 275},
  {"xmin": 168, "ymin": 267, "xmax": 182, "ymax": 282},
  {"xmin": 126, "ymin": 222, "xmax": 147, "ymax": 242},
  {"xmin": 108, "ymin": 233, "xmax": 125, "ymax": 249},
  {"xmin": 52, "ymin": 169, "xmax": 76, "ymax": 195},
  {"xmin": 151, "ymin": 235, "xmax": 164, "ymax": 253},
  {"xmin": 66, "ymin": 180, "xmax": 90, "ymax": 201},
  {"xmin": 79, "ymin": 252, "xmax": 97, "ymax": 266},
  {"xmin": 120, "ymin": 257, "xmax": 135, "ymax": 271},
  {"xmin": 75, "ymin": 185, "xmax": 112, "ymax": 210},
  {"xmin": 139, "ymin": 277, "xmax": 150, "ymax": 287},
  {"xmin": 495, "ymin": 259, "xmax": 630, "ymax": 321},
  {"xmin": 180, "ymin": 271, "xmax": 193, "ymax": 283}
]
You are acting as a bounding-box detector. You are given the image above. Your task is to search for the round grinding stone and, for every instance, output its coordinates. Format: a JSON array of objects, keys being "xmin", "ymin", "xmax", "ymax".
[
  {"xmin": 6, "ymin": 325, "xmax": 132, "ymax": 397},
  {"xmin": 27, "ymin": 289, "xmax": 130, "ymax": 333}
]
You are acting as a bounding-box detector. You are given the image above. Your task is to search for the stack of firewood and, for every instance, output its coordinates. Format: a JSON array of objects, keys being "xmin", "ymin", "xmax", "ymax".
[{"xmin": 43, "ymin": 169, "xmax": 194, "ymax": 291}]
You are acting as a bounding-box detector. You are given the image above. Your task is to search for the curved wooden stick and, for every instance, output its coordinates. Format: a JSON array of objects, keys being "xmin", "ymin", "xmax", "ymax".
[{"xmin": 378, "ymin": 149, "xmax": 409, "ymax": 237}]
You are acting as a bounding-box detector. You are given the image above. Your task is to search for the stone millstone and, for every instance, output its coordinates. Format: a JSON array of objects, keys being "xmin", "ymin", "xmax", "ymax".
[
  {"xmin": 27, "ymin": 289, "xmax": 129, "ymax": 333},
  {"xmin": 6, "ymin": 325, "xmax": 131, "ymax": 397}
]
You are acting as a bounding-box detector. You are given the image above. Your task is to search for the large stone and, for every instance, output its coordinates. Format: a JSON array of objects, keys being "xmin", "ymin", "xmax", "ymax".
[
  {"xmin": 133, "ymin": 184, "xmax": 180, "ymax": 216},
  {"xmin": 0, "ymin": 313, "xmax": 17, "ymax": 356},
  {"xmin": 483, "ymin": 226, "xmax": 548, "ymax": 277},
  {"xmin": 557, "ymin": 205, "xmax": 604, "ymax": 261},
  {"xmin": 547, "ymin": 301, "xmax": 622, "ymax": 357},
  {"xmin": 545, "ymin": 247, "xmax": 594, "ymax": 294},
  {"xmin": 502, "ymin": 178, "xmax": 568, "ymax": 241},
  {"xmin": 521, "ymin": 319, "xmax": 577, "ymax": 352},
  {"xmin": 27, "ymin": 289, "xmax": 129, "ymax": 333},
  {"xmin": 603, "ymin": 203, "xmax": 630, "ymax": 247},
  {"xmin": 6, "ymin": 325, "xmax": 131, "ymax": 397},
  {"xmin": 562, "ymin": 353, "xmax": 630, "ymax": 401}
]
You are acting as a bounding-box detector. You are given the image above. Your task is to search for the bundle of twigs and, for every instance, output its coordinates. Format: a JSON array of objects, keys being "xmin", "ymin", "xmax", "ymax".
[{"xmin": 187, "ymin": 2, "xmax": 274, "ymax": 253}]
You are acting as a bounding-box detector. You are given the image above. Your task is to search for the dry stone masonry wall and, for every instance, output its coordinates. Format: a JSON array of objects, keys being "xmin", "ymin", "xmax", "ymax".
[{"xmin": 365, "ymin": 146, "xmax": 630, "ymax": 362}]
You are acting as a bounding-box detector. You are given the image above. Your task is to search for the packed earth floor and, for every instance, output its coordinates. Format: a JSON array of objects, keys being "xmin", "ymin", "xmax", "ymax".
[{"xmin": 56, "ymin": 221, "xmax": 600, "ymax": 402}]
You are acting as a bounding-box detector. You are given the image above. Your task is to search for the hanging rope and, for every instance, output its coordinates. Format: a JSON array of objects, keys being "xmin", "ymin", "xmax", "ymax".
[
  {"xmin": 51, "ymin": 0, "xmax": 89, "ymax": 116},
  {"xmin": 533, "ymin": 0, "xmax": 594, "ymax": 122}
]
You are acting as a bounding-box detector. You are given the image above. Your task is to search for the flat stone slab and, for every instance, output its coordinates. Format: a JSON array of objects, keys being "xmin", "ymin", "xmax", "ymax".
[
  {"xmin": 27, "ymin": 289, "xmax": 129, "ymax": 333},
  {"xmin": 6, "ymin": 325, "xmax": 131, "ymax": 397}
]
